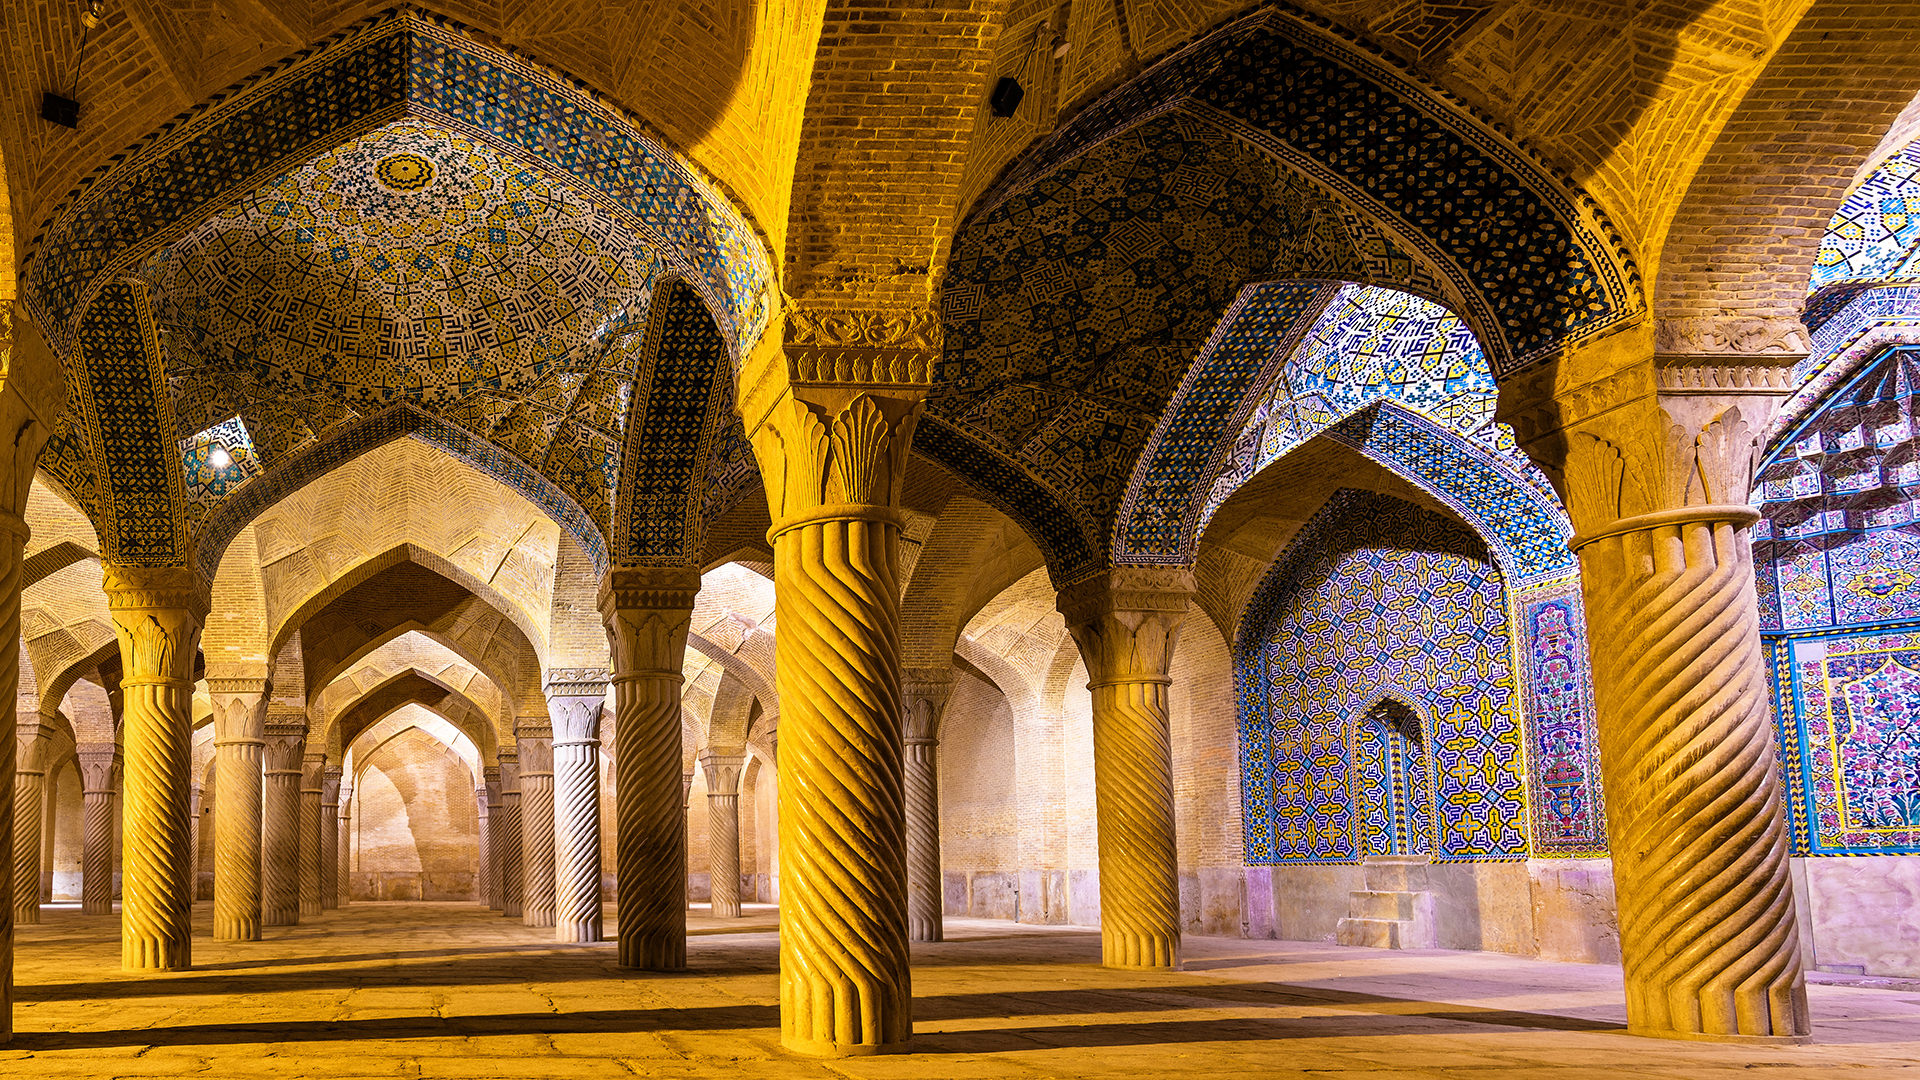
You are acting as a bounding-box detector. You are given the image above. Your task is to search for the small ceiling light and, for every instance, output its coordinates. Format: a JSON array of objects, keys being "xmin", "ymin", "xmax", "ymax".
[
  {"xmin": 207, "ymin": 443, "xmax": 233, "ymax": 469},
  {"xmin": 42, "ymin": 1, "xmax": 106, "ymax": 129}
]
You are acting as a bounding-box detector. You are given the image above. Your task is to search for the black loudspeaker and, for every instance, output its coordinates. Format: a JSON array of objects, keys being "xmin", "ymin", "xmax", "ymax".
[
  {"xmin": 41, "ymin": 91, "xmax": 79, "ymax": 128},
  {"xmin": 989, "ymin": 77, "xmax": 1024, "ymax": 118}
]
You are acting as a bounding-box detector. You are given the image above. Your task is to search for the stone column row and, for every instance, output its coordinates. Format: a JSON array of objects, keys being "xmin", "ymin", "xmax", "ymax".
[
  {"xmin": 208, "ymin": 680, "xmax": 266, "ymax": 940},
  {"xmin": 321, "ymin": 767, "xmax": 341, "ymax": 910}
]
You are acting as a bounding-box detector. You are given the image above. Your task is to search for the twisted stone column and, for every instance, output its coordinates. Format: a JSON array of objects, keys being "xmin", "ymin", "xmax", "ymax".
[
  {"xmin": 517, "ymin": 725, "xmax": 556, "ymax": 928},
  {"xmin": 187, "ymin": 782, "xmax": 205, "ymax": 903},
  {"xmin": 11, "ymin": 721, "xmax": 49, "ymax": 925},
  {"xmin": 600, "ymin": 567, "xmax": 699, "ymax": 970},
  {"xmin": 336, "ymin": 777, "xmax": 353, "ymax": 907},
  {"xmin": 483, "ymin": 767, "xmax": 503, "ymax": 911},
  {"xmin": 260, "ymin": 727, "xmax": 306, "ymax": 927},
  {"xmin": 1058, "ymin": 568, "xmax": 1192, "ymax": 971},
  {"xmin": 499, "ymin": 752, "xmax": 524, "ymax": 919},
  {"xmin": 751, "ymin": 387, "xmax": 925, "ymax": 1056},
  {"xmin": 475, "ymin": 783, "xmax": 491, "ymax": 908},
  {"xmin": 298, "ymin": 754, "xmax": 325, "ymax": 917},
  {"xmin": 547, "ymin": 672, "xmax": 609, "ymax": 943},
  {"xmin": 1557, "ymin": 398, "xmax": 1808, "ymax": 1041},
  {"xmin": 901, "ymin": 670, "xmax": 954, "ymax": 943},
  {"xmin": 701, "ymin": 750, "xmax": 745, "ymax": 919},
  {"xmin": 0, "ymin": 509, "xmax": 29, "ymax": 1041},
  {"xmin": 77, "ymin": 745, "xmax": 118, "ymax": 915},
  {"xmin": 320, "ymin": 767, "xmax": 341, "ymax": 910},
  {"xmin": 104, "ymin": 565, "xmax": 209, "ymax": 971}
]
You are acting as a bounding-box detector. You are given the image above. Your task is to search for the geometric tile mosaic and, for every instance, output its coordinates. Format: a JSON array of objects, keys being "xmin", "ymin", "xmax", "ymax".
[
  {"xmin": 1198, "ymin": 286, "xmax": 1562, "ymax": 544},
  {"xmin": 1756, "ymin": 347, "xmax": 1920, "ymax": 632},
  {"xmin": 20, "ymin": 8, "xmax": 772, "ymax": 568},
  {"xmin": 1811, "ymin": 139, "xmax": 1920, "ymax": 296},
  {"xmin": 1233, "ymin": 490, "xmax": 1531, "ymax": 864},
  {"xmin": 180, "ymin": 416, "xmax": 264, "ymax": 505}
]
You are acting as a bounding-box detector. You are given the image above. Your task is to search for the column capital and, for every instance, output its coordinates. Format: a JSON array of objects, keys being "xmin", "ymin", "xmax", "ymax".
[
  {"xmin": 1056, "ymin": 567, "xmax": 1195, "ymax": 686},
  {"xmin": 103, "ymin": 564, "xmax": 208, "ymax": 685},
  {"xmin": 321, "ymin": 767, "xmax": 342, "ymax": 805},
  {"xmin": 597, "ymin": 566, "xmax": 701, "ymax": 618},
  {"xmin": 208, "ymin": 680, "xmax": 268, "ymax": 745},
  {"xmin": 601, "ymin": 567, "xmax": 698, "ymax": 678},
  {"xmin": 75, "ymin": 742, "xmax": 119, "ymax": 791},
  {"xmin": 14, "ymin": 719, "xmax": 52, "ymax": 771},
  {"xmin": 737, "ymin": 300, "xmax": 938, "ymax": 438},
  {"xmin": 300, "ymin": 753, "xmax": 327, "ymax": 789},
  {"xmin": 751, "ymin": 390, "xmax": 923, "ymax": 532},
  {"xmin": 698, "ymin": 748, "xmax": 746, "ymax": 795},
  {"xmin": 901, "ymin": 667, "xmax": 955, "ymax": 744}
]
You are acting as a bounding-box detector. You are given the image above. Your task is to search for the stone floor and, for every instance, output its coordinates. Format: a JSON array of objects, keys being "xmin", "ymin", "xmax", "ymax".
[{"xmin": 4, "ymin": 901, "xmax": 1918, "ymax": 1078}]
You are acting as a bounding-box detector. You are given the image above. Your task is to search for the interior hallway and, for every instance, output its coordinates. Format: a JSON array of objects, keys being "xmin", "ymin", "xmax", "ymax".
[{"xmin": 4, "ymin": 905, "xmax": 1915, "ymax": 1078}]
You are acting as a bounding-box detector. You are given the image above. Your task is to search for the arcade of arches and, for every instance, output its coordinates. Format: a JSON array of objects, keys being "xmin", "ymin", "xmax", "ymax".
[{"xmin": 0, "ymin": 1, "xmax": 1919, "ymax": 1075}]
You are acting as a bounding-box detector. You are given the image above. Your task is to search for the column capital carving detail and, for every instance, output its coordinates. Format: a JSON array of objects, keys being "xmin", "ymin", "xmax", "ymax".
[
  {"xmin": 1056, "ymin": 567, "xmax": 1195, "ymax": 686},
  {"xmin": 698, "ymin": 748, "xmax": 746, "ymax": 795}
]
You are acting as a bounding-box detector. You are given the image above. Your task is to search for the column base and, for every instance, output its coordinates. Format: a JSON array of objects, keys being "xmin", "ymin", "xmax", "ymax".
[
  {"xmin": 781, "ymin": 1034, "xmax": 906, "ymax": 1058},
  {"xmin": 1628, "ymin": 1024, "xmax": 1812, "ymax": 1045}
]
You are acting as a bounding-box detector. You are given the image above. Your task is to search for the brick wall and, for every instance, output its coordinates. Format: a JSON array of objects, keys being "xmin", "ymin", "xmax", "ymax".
[{"xmin": 351, "ymin": 727, "xmax": 480, "ymax": 901}]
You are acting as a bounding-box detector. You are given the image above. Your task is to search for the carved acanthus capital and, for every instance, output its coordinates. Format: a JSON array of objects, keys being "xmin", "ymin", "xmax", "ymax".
[
  {"xmin": 545, "ymin": 669, "xmax": 611, "ymax": 699},
  {"xmin": 103, "ymin": 564, "xmax": 209, "ymax": 683},
  {"xmin": 698, "ymin": 747, "xmax": 746, "ymax": 796},
  {"xmin": 600, "ymin": 566, "xmax": 699, "ymax": 678},
  {"xmin": 1566, "ymin": 403, "xmax": 1769, "ymax": 546},
  {"xmin": 208, "ymin": 681, "xmax": 268, "ymax": 744},
  {"xmin": 545, "ymin": 668, "xmax": 610, "ymax": 744},
  {"xmin": 752, "ymin": 391, "xmax": 922, "ymax": 526},
  {"xmin": 1653, "ymin": 315, "xmax": 1811, "ymax": 359},
  {"xmin": 261, "ymin": 725, "xmax": 308, "ymax": 771},
  {"xmin": 1056, "ymin": 567, "xmax": 1195, "ymax": 686},
  {"xmin": 76, "ymin": 743, "xmax": 119, "ymax": 791},
  {"xmin": 901, "ymin": 666, "xmax": 956, "ymax": 744},
  {"xmin": 15, "ymin": 719, "xmax": 53, "ymax": 771},
  {"xmin": 322, "ymin": 767, "xmax": 342, "ymax": 805},
  {"xmin": 301, "ymin": 753, "xmax": 328, "ymax": 788}
]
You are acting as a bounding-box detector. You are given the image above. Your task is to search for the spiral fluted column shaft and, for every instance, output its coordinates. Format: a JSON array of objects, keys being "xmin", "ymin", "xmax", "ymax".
[
  {"xmin": 298, "ymin": 758, "xmax": 324, "ymax": 917},
  {"xmin": 81, "ymin": 784, "xmax": 115, "ymax": 915},
  {"xmin": 320, "ymin": 804, "xmax": 339, "ymax": 909},
  {"xmin": 11, "ymin": 734, "xmax": 45, "ymax": 926},
  {"xmin": 261, "ymin": 735, "xmax": 304, "ymax": 927},
  {"xmin": 1578, "ymin": 510, "xmax": 1809, "ymax": 1041},
  {"xmin": 484, "ymin": 771, "xmax": 503, "ymax": 911},
  {"xmin": 707, "ymin": 791, "xmax": 741, "ymax": 919},
  {"xmin": 0, "ymin": 514, "xmax": 26, "ymax": 1041},
  {"xmin": 500, "ymin": 756, "xmax": 524, "ymax": 919},
  {"xmin": 476, "ymin": 787, "xmax": 493, "ymax": 908},
  {"xmin": 773, "ymin": 510, "xmax": 911, "ymax": 1055},
  {"xmin": 1089, "ymin": 679, "xmax": 1180, "ymax": 967},
  {"xmin": 212, "ymin": 737, "xmax": 263, "ymax": 939},
  {"xmin": 119, "ymin": 674, "xmax": 198, "ymax": 970},
  {"xmin": 903, "ymin": 737, "xmax": 941, "ymax": 942},
  {"xmin": 336, "ymin": 803, "xmax": 352, "ymax": 907},
  {"xmin": 552, "ymin": 740, "xmax": 603, "ymax": 941},
  {"xmin": 519, "ymin": 736, "xmax": 556, "ymax": 929},
  {"xmin": 611, "ymin": 669, "xmax": 688, "ymax": 968}
]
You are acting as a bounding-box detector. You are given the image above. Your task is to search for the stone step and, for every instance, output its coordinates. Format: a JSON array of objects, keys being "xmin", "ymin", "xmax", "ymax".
[
  {"xmin": 1336, "ymin": 917, "xmax": 1410, "ymax": 949},
  {"xmin": 1348, "ymin": 889, "xmax": 1419, "ymax": 921},
  {"xmin": 1360, "ymin": 855, "xmax": 1432, "ymax": 893}
]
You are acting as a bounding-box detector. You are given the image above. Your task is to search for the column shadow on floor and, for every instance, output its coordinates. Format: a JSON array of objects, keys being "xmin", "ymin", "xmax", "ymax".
[{"xmin": 8, "ymin": 980, "xmax": 1624, "ymax": 1052}]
